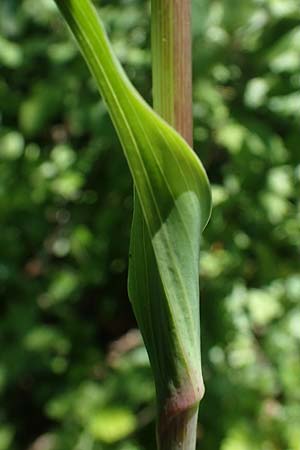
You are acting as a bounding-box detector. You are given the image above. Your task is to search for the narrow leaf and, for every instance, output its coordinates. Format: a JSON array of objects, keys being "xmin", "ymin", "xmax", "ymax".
[{"xmin": 53, "ymin": 0, "xmax": 211, "ymax": 429}]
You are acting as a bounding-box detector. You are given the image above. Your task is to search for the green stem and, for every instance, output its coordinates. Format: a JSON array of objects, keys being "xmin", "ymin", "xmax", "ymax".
[
  {"xmin": 151, "ymin": 0, "xmax": 193, "ymax": 146},
  {"xmin": 151, "ymin": 1, "xmax": 201, "ymax": 449},
  {"xmin": 157, "ymin": 406, "xmax": 199, "ymax": 450}
]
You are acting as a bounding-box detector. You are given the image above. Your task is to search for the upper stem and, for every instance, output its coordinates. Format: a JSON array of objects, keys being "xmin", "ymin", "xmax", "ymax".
[{"xmin": 151, "ymin": 0, "xmax": 193, "ymax": 146}]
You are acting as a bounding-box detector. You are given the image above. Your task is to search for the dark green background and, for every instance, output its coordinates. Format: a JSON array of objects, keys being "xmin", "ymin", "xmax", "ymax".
[{"xmin": 1, "ymin": 0, "xmax": 300, "ymax": 449}]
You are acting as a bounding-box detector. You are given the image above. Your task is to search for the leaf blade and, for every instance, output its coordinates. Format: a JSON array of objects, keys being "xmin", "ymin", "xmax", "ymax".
[{"xmin": 54, "ymin": 0, "xmax": 212, "ymax": 410}]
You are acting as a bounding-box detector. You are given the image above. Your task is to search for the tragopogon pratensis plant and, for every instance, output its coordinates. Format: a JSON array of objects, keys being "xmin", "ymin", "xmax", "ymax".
[{"xmin": 53, "ymin": 1, "xmax": 212, "ymax": 448}]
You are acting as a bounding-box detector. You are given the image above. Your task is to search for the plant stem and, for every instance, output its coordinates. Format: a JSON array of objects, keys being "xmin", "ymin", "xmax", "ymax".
[
  {"xmin": 151, "ymin": 1, "xmax": 201, "ymax": 449},
  {"xmin": 157, "ymin": 405, "xmax": 199, "ymax": 450},
  {"xmin": 151, "ymin": 0, "xmax": 193, "ymax": 146}
]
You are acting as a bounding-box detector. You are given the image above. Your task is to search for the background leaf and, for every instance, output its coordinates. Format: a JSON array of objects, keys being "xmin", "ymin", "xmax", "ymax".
[{"xmin": 0, "ymin": 0, "xmax": 299, "ymax": 449}]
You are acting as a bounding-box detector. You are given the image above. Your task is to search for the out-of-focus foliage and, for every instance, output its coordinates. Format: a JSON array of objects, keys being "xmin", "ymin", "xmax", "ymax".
[{"xmin": 0, "ymin": 0, "xmax": 299, "ymax": 449}]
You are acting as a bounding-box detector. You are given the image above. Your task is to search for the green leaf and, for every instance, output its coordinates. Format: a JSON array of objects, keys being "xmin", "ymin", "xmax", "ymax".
[
  {"xmin": 88, "ymin": 408, "xmax": 137, "ymax": 443},
  {"xmin": 54, "ymin": 0, "xmax": 211, "ymax": 411},
  {"xmin": 0, "ymin": 426, "xmax": 13, "ymax": 450},
  {"xmin": 0, "ymin": 131, "xmax": 24, "ymax": 160}
]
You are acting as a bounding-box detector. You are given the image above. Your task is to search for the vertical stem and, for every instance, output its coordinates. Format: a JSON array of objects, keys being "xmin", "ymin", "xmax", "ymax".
[
  {"xmin": 157, "ymin": 405, "xmax": 199, "ymax": 450},
  {"xmin": 151, "ymin": 0, "xmax": 193, "ymax": 146},
  {"xmin": 151, "ymin": 1, "xmax": 200, "ymax": 449}
]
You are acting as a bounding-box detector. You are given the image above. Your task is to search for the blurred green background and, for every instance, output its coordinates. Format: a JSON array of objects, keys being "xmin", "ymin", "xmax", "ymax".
[{"xmin": 1, "ymin": 0, "xmax": 300, "ymax": 449}]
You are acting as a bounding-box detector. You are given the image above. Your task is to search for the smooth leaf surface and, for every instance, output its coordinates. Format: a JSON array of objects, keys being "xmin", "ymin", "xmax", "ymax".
[{"xmin": 54, "ymin": 0, "xmax": 211, "ymax": 410}]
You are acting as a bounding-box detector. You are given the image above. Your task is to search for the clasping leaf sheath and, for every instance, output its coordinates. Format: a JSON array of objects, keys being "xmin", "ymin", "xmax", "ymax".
[{"xmin": 53, "ymin": 0, "xmax": 212, "ymax": 444}]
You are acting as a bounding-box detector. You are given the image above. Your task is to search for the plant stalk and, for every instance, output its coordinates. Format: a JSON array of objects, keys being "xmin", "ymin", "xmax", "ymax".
[
  {"xmin": 151, "ymin": 1, "xmax": 201, "ymax": 449},
  {"xmin": 151, "ymin": 0, "xmax": 193, "ymax": 146}
]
